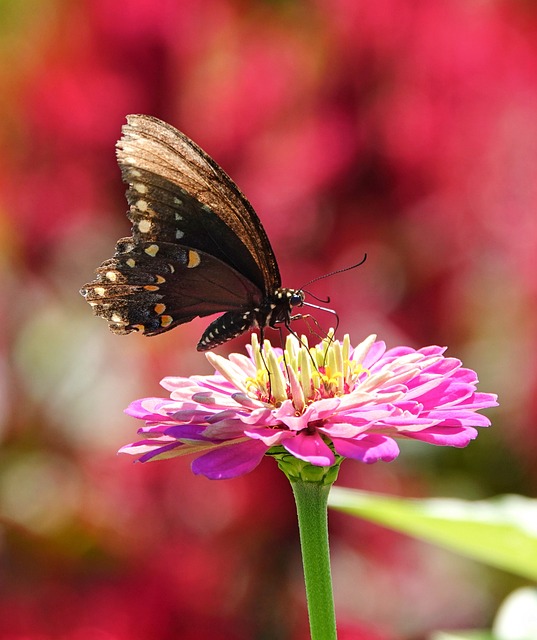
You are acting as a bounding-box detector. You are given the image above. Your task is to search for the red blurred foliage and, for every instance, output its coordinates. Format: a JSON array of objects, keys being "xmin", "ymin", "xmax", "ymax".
[{"xmin": 1, "ymin": 0, "xmax": 535, "ymax": 637}]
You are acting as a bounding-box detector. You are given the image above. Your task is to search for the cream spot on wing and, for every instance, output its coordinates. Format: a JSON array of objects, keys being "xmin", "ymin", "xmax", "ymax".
[
  {"xmin": 138, "ymin": 219, "xmax": 151, "ymax": 233},
  {"xmin": 176, "ymin": 229, "xmax": 184, "ymax": 239},
  {"xmin": 145, "ymin": 244, "xmax": 159, "ymax": 257},
  {"xmin": 136, "ymin": 199, "xmax": 149, "ymax": 212},
  {"xmin": 134, "ymin": 183, "xmax": 148, "ymax": 194},
  {"xmin": 94, "ymin": 287, "xmax": 105, "ymax": 296},
  {"xmin": 126, "ymin": 258, "xmax": 136, "ymax": 268},
  {"xmin": 105, "ymin": 271, "xmax": 117, "ymax": 282}
]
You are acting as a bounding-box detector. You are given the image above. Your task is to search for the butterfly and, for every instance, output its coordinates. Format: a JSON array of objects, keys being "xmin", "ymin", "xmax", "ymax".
[{"xmin": 80, "ymin": 114, "xmax": 306, "ymax": 351}]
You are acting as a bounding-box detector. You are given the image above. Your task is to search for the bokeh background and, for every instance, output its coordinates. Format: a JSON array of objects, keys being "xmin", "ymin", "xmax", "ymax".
[{"xmin": 0, "ymin": 1, "xmax": 534, "ymax": 638}]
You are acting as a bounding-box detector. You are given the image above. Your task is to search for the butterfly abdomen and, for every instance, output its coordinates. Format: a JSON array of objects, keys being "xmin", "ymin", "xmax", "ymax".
[{"xmin": 197, "ymin": 309, "xmax": 257, "ymax": 351}]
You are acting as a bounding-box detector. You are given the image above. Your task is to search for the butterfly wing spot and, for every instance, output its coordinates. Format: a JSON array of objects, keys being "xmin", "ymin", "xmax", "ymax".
[
  {"xmin": 187, "ymin": 250, "xmax": 200, "ymax": 268},
  {"xmin": 144, "ymin": 244, "xmax": 159, "ymax": 257},
  {"xmin": 129, "ymin": 169, "xmax": 142, "ymax": 179},
  {"xmin": 155, "ymin": 275, "xmax": 166, "ymax": 284},
  {"xmin": 105, "ymin": 271, "xmax": 118, "ymax": 282},
  {"xmin": 154, "ymin": 303, "xmax": 166, "ymax": 314},
  {"xmin": 126, "ymin": 258, "xmax": 136, "ymax": 268},
  {"xmin": 136, "ymin": 199, "xmax": 149, "ymax": 212},
  {"xmin": 138, "ymin": 219, "xmax": 152, "ymax": 233},
  {"xmin": 132, "ymin": 324, "xmax": 145, "ymax": 332},
  {"xmin": 160, "ymin": 315, "xmax": 173, "ymax": 327},
  {"xmin": 144, "ymin": 285, "xmax": 160, "ymax": 292},
  {"xmin": 174, "ymin": 200, "xmax": 183, "ymax": 208},
  {"xmin": 93, "ymin": 287, "xmax": 105, "ymax": 296},
  {"xmin": 168, "ymin": 264, "xmax": 175, "ymax": 274},
  {"xmin": 111, "ymin": 313, "xmax": 125, "ymax": 324},
  {"xmin": 133, "ymin": 183, "xmax": 148, "ymax": 194},
  {"xmin": 176, "ymin": 230, "xmax": 184, "ymax": 239}
]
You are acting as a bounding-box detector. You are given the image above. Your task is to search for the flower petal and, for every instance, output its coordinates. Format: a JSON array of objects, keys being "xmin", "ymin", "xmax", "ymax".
[
  {"xmin": 191, "ymin": 440, "xmax": 268, "ymax": 479},
  {"xmin": 283, "ymin": 432, "xmax": 335, "ymax": 466},
  {"xmin": 402, "ymin": 425, "xmax": 479, "ymax": 447},
  {"xmin": 332, "ymin": 434, "xmax": 399, "ymax": 463}
]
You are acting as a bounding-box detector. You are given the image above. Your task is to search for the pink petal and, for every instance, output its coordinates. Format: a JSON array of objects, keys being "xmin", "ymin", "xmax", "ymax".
[
  {"xmin": 402, "ymin": 425, "xmax": 479, "ymax": 447},
  {"xmin": 332, "ymin": 434, "xmax": 399, "ymax": 463},
  {"xmin": 124, "ymin": 398, "xmax": 170, "ymax": 419},
  {"xmin": 191, "ymin": 440, "xmax": 268, "ymax": 479},
  {"xmin": 283, "ymin": 432, "xmax": 335, "ymax": 466}
]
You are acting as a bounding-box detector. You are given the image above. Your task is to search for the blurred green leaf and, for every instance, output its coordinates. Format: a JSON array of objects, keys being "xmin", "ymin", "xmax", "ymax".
[{"xmin": 328, "ymin": 488, "xmax": 537, "ymax": 580}]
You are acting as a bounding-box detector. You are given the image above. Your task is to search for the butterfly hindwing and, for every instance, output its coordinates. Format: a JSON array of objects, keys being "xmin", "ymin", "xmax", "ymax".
[{"xmin": 81, "ymin": 238, "xmax": 263, "ymax": 336}]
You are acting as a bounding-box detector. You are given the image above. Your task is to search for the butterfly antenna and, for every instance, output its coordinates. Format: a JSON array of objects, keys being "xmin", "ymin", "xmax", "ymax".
[
  {"xmin": 298, "ymin": 253, "xmax": 367, "ymax": 290},
  {"xmin": 304, "ymin": 290, "xmax": 331, "ymax": 304},
  {"xmin": 292, "ymin": 256, "xmax": 364, "ymax": 364}
]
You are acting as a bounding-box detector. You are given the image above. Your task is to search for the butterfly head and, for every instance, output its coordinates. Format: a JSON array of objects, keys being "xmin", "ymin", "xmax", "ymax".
[{"xmin": 289, "ymin": 290, "xmax": 305, "ymax": 308}]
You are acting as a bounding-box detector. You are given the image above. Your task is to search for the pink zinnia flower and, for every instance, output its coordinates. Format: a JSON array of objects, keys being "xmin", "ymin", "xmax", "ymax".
[{"xmin": 120, "ymin": 333, "xmax": 498, "ymax": 480}]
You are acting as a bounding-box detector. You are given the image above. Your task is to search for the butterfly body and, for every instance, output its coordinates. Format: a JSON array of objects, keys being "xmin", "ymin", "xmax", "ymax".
[
  {"xmin": 198, "ymin": 287, "xmax": 304, "ymax": 351},
  {"xmin": 81, "ymin": 115, "xmax": 303, "ymax": 350}
]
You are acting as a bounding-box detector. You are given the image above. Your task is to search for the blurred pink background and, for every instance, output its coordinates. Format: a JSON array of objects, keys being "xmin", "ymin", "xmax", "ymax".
[{"xmin": 0, "ymin": 1, "xmax": 533, "ymax": 638}]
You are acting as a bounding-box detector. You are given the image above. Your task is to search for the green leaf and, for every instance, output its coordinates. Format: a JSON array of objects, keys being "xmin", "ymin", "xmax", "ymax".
[{"xmin": 328, "ymin": 489, "xmax": 537, "ymax": 580}]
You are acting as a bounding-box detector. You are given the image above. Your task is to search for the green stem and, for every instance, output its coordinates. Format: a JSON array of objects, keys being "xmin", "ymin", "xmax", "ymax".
[{"xmin": 290, "ymin": 479, "xmax": 338, "ymax": 640}]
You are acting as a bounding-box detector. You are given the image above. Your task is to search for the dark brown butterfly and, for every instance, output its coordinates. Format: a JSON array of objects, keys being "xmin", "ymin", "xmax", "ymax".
[{"xmin": 80, "ymin": 114, "xmax": 305, "ymax": 351}]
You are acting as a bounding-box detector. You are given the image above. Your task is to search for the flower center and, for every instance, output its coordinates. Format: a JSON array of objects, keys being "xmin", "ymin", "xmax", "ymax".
[{"xmin": 247, "ymin": 331, "xmax": 367, "ymax": 412}]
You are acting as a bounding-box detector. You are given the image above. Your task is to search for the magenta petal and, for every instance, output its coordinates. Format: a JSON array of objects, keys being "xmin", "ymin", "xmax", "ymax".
[
  {"xmin": 332, "ymin": 435, "xmax": 399, "ymax": 463},
  {"xmin": 164, "ymin": 424, "xmax": 216, "ymax": 441},
  {"xmin": 191, "ymin": 440, "xmax": 268, "ymax": 479},
  {"xmin": 404, "ymin": 425, "xmax": 478, "ymax": 446},
  {"xmin": 125, "ymin": 398, "xmax": 170, "ymax": 419},
  {"xmin": 283, "ymin": 432, "xmax": 335, "ymax": 466},
  {"xmin": 137, "ymin": 441, "xmax": 184, "ymax": 462}
]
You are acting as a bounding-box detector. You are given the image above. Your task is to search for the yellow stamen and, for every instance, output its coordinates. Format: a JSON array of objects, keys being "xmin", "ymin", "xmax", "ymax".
[
  {"xmin": 298, "ymin": 346, "xmax": 314, "ymax": 400},
  {"xmin": 266, "ymin": 348, "xmax": 286, "ymax": 404}
]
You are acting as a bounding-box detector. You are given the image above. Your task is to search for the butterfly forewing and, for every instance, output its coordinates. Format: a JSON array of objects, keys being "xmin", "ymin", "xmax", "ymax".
[{"xmin": 118, "ymin": 115, "xmax": 281, "ymax": 292}]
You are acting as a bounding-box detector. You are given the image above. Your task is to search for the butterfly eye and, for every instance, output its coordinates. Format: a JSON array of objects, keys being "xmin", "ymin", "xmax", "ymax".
[{"xmin": 290, "ymin": 291, "xmax": 305, "ymax": 307}]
